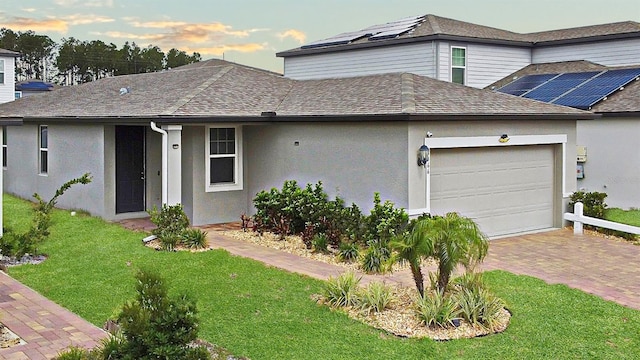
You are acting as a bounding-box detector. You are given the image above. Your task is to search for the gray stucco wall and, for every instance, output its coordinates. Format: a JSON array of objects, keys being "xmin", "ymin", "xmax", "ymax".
[
  {"xmin": 408, "ymin": 119, "xmax": 577, "ymax": 228},
  {"xmin": 577, "ymin": 117, "xmax": 640, "ymax": 209},
  {"xmin": 183, "ymin": 125, "xmax": 250, "ymax": 225},
  {"xmin": 3, "ymin": 123, "xmax": 106, "ymax": 216},
  {"xmin": 244, "ymin": 122, "xmax": 409, "ymax": 215}
]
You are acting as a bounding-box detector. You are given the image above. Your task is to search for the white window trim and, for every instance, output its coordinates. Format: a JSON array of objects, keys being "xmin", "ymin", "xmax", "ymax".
[
  {"xmin": 451, "ymin": 46, "xmax": 466, "ymax": 85},
  {"xmin": 408, "ymin": 134, "xmax": 568, "ymax": 217},
  {"xmin": 0, "ymin": 59, "xmax": 4, "ymax": 85},
  {"xmin": 205, "ymin": 125, "xmax": 243, "ymax": 192},
  {"xmin": 39, "ymin": 125, "xmax": 48, "ymax": 175}
]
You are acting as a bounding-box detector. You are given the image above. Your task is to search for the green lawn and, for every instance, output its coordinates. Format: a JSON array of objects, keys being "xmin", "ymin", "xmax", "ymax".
[
  {"xmin": 606, "ymin": 208, "xmax": 640, "ymax": 227},
  {"xmin": 5, "ymin": 194, "xmax": 640, "ymax": 359}
]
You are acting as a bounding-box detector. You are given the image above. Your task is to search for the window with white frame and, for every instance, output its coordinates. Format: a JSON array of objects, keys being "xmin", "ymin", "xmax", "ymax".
[
  {"xmin": 451, "ymin": 47, "xmax": 466, "ymax": 85},
  {"xmin": 2, "ymin": 126, "xmax": 6, "ymax": 168},
  {"xmin": 205, "ymin": 126, "xmax": 242, "ymax": 191},
  {"xmin": 39, "ymin": 125, "xmax": 48, "ymax": 174},
  {"xmin": 0, "ymin": 59, "xmax": 4, "ymax": 84}
]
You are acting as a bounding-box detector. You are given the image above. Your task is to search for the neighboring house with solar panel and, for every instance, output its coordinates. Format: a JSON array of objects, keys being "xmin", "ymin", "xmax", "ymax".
[
  {"xmin": 0, "ymin": 59, "xmax": 596, "ymax": 238},
  {"xmin": 277, "ymin": 15, "xmax": 640, "ymax": 89},
  {"xmin": 491, "ymin": 61, "xmax": 640, "ymax": 209}
]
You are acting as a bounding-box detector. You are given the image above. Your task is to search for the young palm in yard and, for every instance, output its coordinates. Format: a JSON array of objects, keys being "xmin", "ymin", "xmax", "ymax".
[{"xmin": 392, "ymin": 213, "xmax": 489, "ymax": 296}]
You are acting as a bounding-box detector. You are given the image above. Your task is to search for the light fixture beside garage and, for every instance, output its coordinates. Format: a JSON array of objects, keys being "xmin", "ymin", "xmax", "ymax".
[
  {"xmin": 499, "ymin": 134, "xmax": 510, "ymax": 143},
  {"xmin": 417, "ymin": 144, "xmax": 430, "ymax": 166}
]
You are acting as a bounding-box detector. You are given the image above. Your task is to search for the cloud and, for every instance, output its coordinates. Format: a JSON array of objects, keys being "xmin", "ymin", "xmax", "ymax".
[
  {"xmin": 21, "ymin": 8, "xmax": 37, "ymax": 12},
  {"xmin": 1, "ymin": 17, "xmax": 69, "ymax": 32},
  {"xmin": 54, "ymin": 0, "xmax": 114, "ymax": 7},
  {"xmin": 129, "ymin": 20, "xmax": 267, "ymax": 41},
  {"xmin": 277, "ymin": 29, "xmax": 306, "ymax": 44},
  {"xmin": 185, "ymin": 43, "xmax": 268, "ymax": 56},
  {"xmin": 0, "ymin": 14, "xmax": 115, "ymax": 33}
]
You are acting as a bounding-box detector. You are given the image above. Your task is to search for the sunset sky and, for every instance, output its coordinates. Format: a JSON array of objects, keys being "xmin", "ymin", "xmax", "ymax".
[{"xmin": 1, "ymin": 0, "xmax": 639, "ymax": 73}]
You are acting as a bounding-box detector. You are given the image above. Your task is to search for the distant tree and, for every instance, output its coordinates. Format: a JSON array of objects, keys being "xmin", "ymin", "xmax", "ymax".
[
  {"xmin": 16, "ymin": 30, "xmax": 55, "ymax": 80},
  {"xmin": 165, "ymin": 48, "xmax": 201, "ymax": 69},
  {"xmin": 140, "ymin": 45, "xmax": 165, "ymax": 72}
]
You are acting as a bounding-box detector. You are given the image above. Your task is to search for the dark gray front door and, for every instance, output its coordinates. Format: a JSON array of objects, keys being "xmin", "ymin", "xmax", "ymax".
[{"xmin": 116, "ymin": 126, "xmax": 145, "ymax": 213}]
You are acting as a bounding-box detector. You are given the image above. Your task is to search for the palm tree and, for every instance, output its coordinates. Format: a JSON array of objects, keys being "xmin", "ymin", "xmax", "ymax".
[
  {"xmin": 391, "ymin": 218, "xmax": 433, "ymax": 297},
  {"xmin": 392, "ymin": 213, "xmax": 488, "ymax": 297}
]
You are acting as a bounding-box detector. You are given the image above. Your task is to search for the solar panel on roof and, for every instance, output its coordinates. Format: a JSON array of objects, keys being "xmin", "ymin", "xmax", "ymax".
[
  {"xmin": 368, "ymin": 16, "xmax": 423, "ymax": 40},
  {"xmin": 301, "ymin": 15, "xmax": 424, "ymax": 49},
  {"xmin": 552, "ymin": 68, "xmax": 640, "ymax": 109},
  {"xmin": 497, "ymin": 73, "xmax": 559, "ymax": 97},
  {"xmin": 522, "ymin": 71, "xmax": 601, "ymax": 102}
]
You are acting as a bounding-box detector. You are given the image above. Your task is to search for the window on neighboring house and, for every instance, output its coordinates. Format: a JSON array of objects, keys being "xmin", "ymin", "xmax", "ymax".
[
  {"xmin": 39, "ymin": 125, "xmax": 48, "ymax": 174},
  {"xmin": 15, "ymin": 91, "xmax": 22, "ymax": 100},
  {"xmin": 451, "ymin": 47, "xmax": 466, "ymax": 85},
  {"xmin": 2, "ymin": 126, "xmax": 6, "ymax": 168},
  {"xmin": 206, "ymin": 126, "xmax": 243, "ymax": 192},
  {"xmin": 0, "ymin": 59, "xmax": 4, "ymax": 84}
]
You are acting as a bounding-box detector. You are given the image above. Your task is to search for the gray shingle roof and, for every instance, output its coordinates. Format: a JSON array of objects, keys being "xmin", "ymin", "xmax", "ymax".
[
  {"xmin": 277, "ymin": 15, "xmax": 640, "ymax": 57},
  {"xmin": 0, "ymin": 59, "xmax": 590, "ymax": 121},
  {"xmin": 0, "ymin": 48, "xmax": 20, "ymax": 57}
]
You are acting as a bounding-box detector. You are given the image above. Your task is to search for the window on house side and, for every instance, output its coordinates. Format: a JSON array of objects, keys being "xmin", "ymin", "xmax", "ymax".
[
  {"xmin": 39, "ymin": 125, "xmax": 48, "ymax": 174},
  {"xmin": 206, "ymin": 126, "xmax": 243, "ymax": 192},
  {"xmin": 0, "ymin": 59, "xmax": 4, "ymax": 84},
  {"xmin": 451, "ymin": 47, "xmax": 466, "ymax": 85},
  {"xmin": 2, "ymin": 126, "xmax": 6, "ymax": 168}
]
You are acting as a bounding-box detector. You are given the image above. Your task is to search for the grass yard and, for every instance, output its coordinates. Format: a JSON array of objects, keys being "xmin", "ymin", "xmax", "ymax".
[
  {"xmin": 5, "ymin": 194, "xmax": 640, "ymax": 359},
  {"xmin": 605, "ymin": 208, "xmax": 640, "ymax": 227}
]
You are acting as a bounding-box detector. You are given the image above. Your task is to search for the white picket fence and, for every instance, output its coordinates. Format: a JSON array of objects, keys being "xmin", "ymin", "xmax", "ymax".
[{"xmin": 564, "ymin": 202, "xmax": 640, "ymax": 235}]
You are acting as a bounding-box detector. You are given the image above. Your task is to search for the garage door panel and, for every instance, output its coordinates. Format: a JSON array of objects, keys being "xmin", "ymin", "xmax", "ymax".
[{"xmin": 430, "ymin": 145, "xmax": 555, "ymax": 238}]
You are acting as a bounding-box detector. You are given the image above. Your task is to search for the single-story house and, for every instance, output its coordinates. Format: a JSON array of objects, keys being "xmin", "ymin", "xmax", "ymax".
[
  {"xmin": 0, "ymin": 59, "xmax": 595, "ymax": 238},
  {"xmin": 490, "ymin": 61, "xmax": 640, "ymax": 209}
]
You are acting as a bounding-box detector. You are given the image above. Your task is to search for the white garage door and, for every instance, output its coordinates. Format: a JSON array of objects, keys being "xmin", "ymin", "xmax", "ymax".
[{"xmin": 430, "ymin": 145, "xmax": 555, "ymax": 238}]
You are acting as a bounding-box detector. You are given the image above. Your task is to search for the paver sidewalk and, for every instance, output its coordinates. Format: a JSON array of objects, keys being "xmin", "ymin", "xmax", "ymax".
[{"xmin": 0, "ymin": 271, "xmax": 108, "ymax": 360}]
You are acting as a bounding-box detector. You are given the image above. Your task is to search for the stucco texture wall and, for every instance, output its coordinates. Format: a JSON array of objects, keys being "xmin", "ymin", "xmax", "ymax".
[
  {"xmin": 244, "ymin": 122, "xmax": 409, "ymax": 215},
  {"xmin": 3, "ymin": 123, "xmax": 106, "ymax": 216},
  {"xmin": 577, "ymin": 118, "xmax": 640, "ymax": 209}
]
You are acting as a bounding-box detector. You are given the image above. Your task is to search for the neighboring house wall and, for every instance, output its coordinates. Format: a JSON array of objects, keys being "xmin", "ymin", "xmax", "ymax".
[
  {"xmin": 436, "ymin": 41, "xmax": 531, "ymax": 88},
  {"xmin": 533, "ymin": 38, "xmax": 640, "ymax": 67},
  {"xmin": 3, "ymin": 124, "xmax": 106, "ymax": 216},
  {"xmin": 577, "ymin": 118, "xmax": 640, "ymax": 209},
  {"xmin": 0, "ymin": 56, "xmax": 16, "ymax": 104},
  {"xmin": 244, "ymin": 122, "xmax": 409, "ymax": 216},
  {"xmin": 283, "ymin": 42, "xmax": 435, "ymax": 80}
]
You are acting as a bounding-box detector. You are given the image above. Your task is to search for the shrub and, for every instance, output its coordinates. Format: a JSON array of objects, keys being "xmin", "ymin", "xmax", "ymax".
[
  {"xmin": 301, "ymin": 223, "xmax": 316, "ymax": 249},
  {"xmin": 0, "ymin": 173, "xmax": 92, "ymax": 258},
  {"xmin": 311, "ymin": 233, "xmax": 329, "ymax": 253},
  {"xmin": 569, "ymin": 191, "xmax": 607, "ymax": 219},
  {"xmin": 452, "ymin": 272, "xmax": 486, "ymax": 294},
  {"xmin": 365, "ymin": 192, "xmax": 408, "ymax": 244},
  {"xmin": 182, "ymin": 228, "xmax": 208, "ymax": 249},
  {"xmin": 454, "ymin": 287, "xmax": 506, "ymax": 331},
  {"xmin": 360, "ymin": 244, "xmax": 391, "ymax": 274},
  {"xmin": 414, "ymin": 291, "xmax": 459, "ymax": 328},
  {"xmin": 357, "ymin": 282, "xmax": 395, "ymax": 313},
  {"xmin": 116, "ymin": 269, "xmax": 209, "ymax": 359},
  {"xmin": 149, "ymin": 203, "xmax": 190, "ymax": 250},
  {"xmin": 337, "ymin": 241, "xmax": 359, "ymax": 262},
  {"xmin": 53, "ymin": 346, "xmax": 101, "ymax": 360},
  {"xmin": 324, "ymin": 271, "xmax": 361, "ymax": 307}
]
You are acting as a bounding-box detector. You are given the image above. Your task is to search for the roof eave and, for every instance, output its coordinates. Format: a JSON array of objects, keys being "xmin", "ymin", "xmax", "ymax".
[
  {"xmin": 533, "ymin": 32, "xmax": 640, "ymax": 46},
  {"xmin": 596, "ymin": 111, "xmax": 640, "ymax": 118},
  {"xmin": 277, "ymin": 34, "xmax": 532, "ymax": 58}
]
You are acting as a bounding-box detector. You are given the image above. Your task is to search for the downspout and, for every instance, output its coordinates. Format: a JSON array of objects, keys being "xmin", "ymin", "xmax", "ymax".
[{"xmin": 150, "ymin": 122, "xmax": 167, "ymax": 205}]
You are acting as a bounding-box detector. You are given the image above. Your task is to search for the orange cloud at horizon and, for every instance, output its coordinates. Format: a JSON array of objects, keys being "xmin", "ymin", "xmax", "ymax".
[
  {"xmin": 184, "ymin": 43, "xmax": 268, "ymax": 56},
  {"xmin": 277, "ymin": 29, "xmax": 306, "ymax": 44},
  {"xmin": 2, "ymin": 17, "xmax": 69, "ymax": 33}
]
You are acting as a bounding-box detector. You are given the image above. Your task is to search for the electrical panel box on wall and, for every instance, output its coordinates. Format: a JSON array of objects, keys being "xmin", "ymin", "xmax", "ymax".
[{"xmin": 577, "ymin": 145, "xmax": 587, "ymax": 162}]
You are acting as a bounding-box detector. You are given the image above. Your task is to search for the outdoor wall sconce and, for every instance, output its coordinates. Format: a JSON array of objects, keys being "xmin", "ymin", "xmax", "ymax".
[
  {"xmin": 417, "ymin": 144, "xmax": 430, "ymax": 166},
  {"xmin": 499, "ymin": 134, "xmax": 510, "ymax": 143}
]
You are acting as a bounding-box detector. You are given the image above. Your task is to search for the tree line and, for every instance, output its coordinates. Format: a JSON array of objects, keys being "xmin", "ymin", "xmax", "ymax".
[{"xmin": 0, "ymin": 28, "xmax": 201, "ymax": 85}]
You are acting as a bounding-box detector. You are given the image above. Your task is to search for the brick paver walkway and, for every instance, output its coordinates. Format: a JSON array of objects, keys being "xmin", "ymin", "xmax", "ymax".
[{"xmin": 0, "ymin": 272, "xmax": 107, "ymax": 360}]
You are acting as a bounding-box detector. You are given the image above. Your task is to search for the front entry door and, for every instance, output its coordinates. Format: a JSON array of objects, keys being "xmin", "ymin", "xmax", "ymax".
[{"xmin": 116, "ymin": 126, "xmax": 145, "ymax": 213}]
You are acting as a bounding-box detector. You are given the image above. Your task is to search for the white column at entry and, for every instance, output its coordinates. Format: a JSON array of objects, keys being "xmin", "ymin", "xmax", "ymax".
[{"xmin": 164, "ymin": 125, "xmax": 182, "ymax": 206}]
